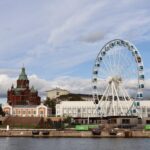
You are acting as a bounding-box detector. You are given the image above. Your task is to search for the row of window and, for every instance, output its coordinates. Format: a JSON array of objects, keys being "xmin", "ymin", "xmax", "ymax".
[
  {"xmin": 13, "ymin": 110, "xmax": 36, "ymax": 115},
  {"xmin": 13, "ymin": 110, "xmax": 44, "ymax": 115},
  {"xmin": 62, "ymin": 108, "xmax": 95, "ymax": 113}
]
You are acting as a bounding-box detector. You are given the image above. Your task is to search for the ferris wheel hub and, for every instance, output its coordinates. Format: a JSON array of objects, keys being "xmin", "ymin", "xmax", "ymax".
[{"xmin": 108, "ymin": 76, "xmax": 122, "ymax": 85}]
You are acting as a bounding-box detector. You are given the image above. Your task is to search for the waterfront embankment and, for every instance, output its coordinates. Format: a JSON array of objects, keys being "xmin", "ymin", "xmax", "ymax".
[{"xmin": 0, "ymin": 129, "xmax": 150, "ymax": 138}]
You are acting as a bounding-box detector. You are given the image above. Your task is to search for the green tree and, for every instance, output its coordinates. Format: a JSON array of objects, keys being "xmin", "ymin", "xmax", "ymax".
[
  {"xmin": 44, "ymin": 98, "xmax": 56, "ymax": 115},
  {"xmin": 0, "ymin": 104, "xmax": 5, "ymax": 116}
]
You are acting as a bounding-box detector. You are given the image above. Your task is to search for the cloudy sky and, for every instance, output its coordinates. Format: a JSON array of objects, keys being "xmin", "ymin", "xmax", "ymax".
[{"xmin": 0, "ymin": 0, "xmax": 150, "ymax": 103}]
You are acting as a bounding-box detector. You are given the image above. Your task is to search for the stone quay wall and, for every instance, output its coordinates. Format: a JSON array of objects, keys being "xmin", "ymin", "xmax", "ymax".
[{"xmin": 0, "ymin": 129, "xmax": 150, "ymax": 138}]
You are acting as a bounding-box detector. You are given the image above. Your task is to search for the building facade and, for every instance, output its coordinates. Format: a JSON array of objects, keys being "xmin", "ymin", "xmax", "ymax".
[
  {"xmin": 56, "ymin": 101, "xmax": 96, "ymax": 118},
  {"xmin": 2, "ymin": 103, "xmax": 51, "ymax": 118},
  {"xmin": 46, "ymin": 88, "xmax": 69, "ymax": 99},
  {"xmin": 7, "ymin": 67, "xmax": 41, "ymax": 105},
  {"xmin": 56, "ymin": 100, "xmax": 150, "ymax": 118}
]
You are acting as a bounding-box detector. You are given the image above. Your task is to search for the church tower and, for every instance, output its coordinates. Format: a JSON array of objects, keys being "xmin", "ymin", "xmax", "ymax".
[{"xmin": 17, "ymin": 67, "xmax": 29, "ymax": 89}]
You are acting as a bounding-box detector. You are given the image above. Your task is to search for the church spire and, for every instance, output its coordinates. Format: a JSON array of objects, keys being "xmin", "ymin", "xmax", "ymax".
[{"xmin": 18, "ymin": 67, "xmax": 28, "ymax": 80}]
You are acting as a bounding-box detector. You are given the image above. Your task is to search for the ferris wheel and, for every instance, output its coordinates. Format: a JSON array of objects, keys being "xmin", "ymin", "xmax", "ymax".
[{"xmin": 92, "ymin": 39, "xmax": 144, "ymax": 117}]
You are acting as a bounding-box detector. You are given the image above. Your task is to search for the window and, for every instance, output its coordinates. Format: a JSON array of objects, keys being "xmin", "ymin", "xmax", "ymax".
[
  {"xmin": 56, "ymin": 91, "xmax": 60, "ymax": 96},
  {"xmin": 146, "ymin": 120, "xmax": 150, "ymax": 124},
  {"xmin": 77, "ymin": 108, "xmax": 81, "ymax": 113},
  {"xmin": 88, "ymin": 108, "xmax": 91, "ymax": 113},
  {"xmin": 136, "ymin": 102, "xmax": 140, "ymax": 106},
  {"xmin": 111, "ymin": 119, "xmax": 117, "ymax": 124},
  {"xmin": 138, "ymin": 118, "xmax": 142, "ymax": 124},
  {"xmin": 122, "ymin": 119, "xmax": 130, "ymax": 124},
  {"xmin": 82, "ymin": 108, "xmax": 86, "ymax": 112}
]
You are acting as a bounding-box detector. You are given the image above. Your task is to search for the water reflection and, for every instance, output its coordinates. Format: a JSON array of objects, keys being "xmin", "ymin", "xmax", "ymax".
[{"xmin": 0, "ymin": 138, "xmax": 150, "ymax": 150}]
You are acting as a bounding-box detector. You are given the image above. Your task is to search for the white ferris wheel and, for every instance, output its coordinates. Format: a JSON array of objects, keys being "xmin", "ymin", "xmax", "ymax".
[{"xmin": 92, "ymin": 39, "xmax": 144, "ymax": 117}]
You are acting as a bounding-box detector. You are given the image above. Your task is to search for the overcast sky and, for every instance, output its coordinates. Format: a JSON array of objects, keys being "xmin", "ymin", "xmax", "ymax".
[{"xmin": 0, "ymin": 0, "xmax": 150, "ymax": 103}]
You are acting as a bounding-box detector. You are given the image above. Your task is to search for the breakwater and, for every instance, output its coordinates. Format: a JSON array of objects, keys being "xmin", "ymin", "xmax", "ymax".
[{"xmin": 0, "ymin": 129, "xmax": 150, "ymax": 138}]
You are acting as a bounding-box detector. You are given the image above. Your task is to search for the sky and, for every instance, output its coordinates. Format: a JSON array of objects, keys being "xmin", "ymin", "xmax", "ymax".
[{"xmin": 0, "ymin": 0, "xmax": 150, "ymax": 103}]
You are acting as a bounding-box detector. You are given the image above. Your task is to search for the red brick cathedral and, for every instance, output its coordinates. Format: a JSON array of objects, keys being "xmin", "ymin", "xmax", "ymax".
[{"xmin": 7, "ymin": 67, "xmax": 41, "ymax": 105}]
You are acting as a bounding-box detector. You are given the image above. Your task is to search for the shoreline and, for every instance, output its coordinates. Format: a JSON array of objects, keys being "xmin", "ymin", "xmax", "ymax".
[{"xmin": 0, "ymin": 129, "xmax": 150, "ymax": 138}]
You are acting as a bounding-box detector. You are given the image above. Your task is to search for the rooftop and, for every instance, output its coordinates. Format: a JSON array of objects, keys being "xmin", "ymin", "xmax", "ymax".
[{"xmin": 46, "ymin": 87, "xmax": 69, "ymax": 92}]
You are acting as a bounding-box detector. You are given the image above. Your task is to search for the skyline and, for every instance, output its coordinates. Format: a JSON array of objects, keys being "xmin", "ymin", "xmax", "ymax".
[{"xmin": 0, "ymin": 0, "xmax": 150, "ymax": 103}]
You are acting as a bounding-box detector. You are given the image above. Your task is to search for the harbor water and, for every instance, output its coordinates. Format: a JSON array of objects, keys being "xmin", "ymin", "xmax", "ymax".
[{"xmin": 0, "ymin": 138, "xmax": 150, "ymax": 150}]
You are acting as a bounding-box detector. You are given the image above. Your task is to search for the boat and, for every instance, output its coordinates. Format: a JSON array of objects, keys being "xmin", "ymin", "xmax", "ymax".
[
  {"xmin": 92, "ymin": 128, "xmax": 101, "ymax": 135},
  {"xmin": 109, "ymin": 128, "xmax": 117, "ymax": 135},
  {"xmin": 32, "ymin": 130, "xmax": 39, "ymax": 135},
  {"xmin": 42, "ymin": 130, "xmax": 49, "ymax": 135}
]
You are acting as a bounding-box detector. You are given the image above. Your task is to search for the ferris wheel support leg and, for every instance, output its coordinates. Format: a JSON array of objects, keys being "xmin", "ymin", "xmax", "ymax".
[
  {"xmin": 119, "ymin": 86, "xmax": 131, "ymax": 115},
  {"xmin": 111, "ymin": 82, "xmax": 115, "ymax": 116},
  {"xmin": 103, "ymin": 87, "xmax": 110, "ymax": 116},
  {"xmin": 99, "ymin": 84, "xmax": 110, "ymax": 103},
  {"xmin": 112, "ymin": 83, "xmax": 124, "ymax": 116},
  {"xmin": 95, "ymin": 84, "xmax": 110, "ymax": 116},
  {"xmin": 101, "ymin": 85, "xmax": 111, "ymax": 117},
  {"xmin": 105, "ymin": 86, "xmax": 112, "ymax": 116}
]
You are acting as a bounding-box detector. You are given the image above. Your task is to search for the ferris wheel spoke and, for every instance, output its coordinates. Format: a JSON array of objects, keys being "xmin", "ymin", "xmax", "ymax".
[
  {"xmin": 102, "ymin": 58, "xmax": 114, "ymax": 76},
  {"xmin": 123, "ymin": 60, "xmax": 137, "ymax": 80},
  {"xmin": 117, "ymin": 47, "xmax": 122, "ymax": 74},
  {"xmin": 114, "ymin": 48, "xmax": 119, "ymax": 70},
  {"xmin": 109, "ymin": 54, "xmax": 114, "ymax": 74},
  {"xmin": 112, "ymin": 48, "xmax": 117, "ymax": 72},
  {"xmin": 107, "ymin": 51, "xmax": 115, "ymax": 75},
  {"xmin": 107, "ymin": 52, "xmax": 115, "ymax": 75},
  {"xmin": 119, "ymin": 52, "xmax": 136, "ymax": 79},
  {"xmin": 98, "ymin": 69, "xmax": 110, "ymax": 80},
  {"xmin": 114, "ymin": 49, "xmax": 122, "ymax": 76}
]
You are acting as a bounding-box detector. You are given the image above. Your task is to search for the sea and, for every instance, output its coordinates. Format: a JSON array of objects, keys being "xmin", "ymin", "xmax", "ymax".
[{"xmin": 0, "ymin": 138, "xmax": 150, "ymax": 150}]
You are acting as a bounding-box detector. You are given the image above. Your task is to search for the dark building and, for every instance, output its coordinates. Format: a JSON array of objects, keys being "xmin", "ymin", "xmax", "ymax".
[{"xmin": 7, "ymin": 67, "xmax": 41, "ymax": 106}]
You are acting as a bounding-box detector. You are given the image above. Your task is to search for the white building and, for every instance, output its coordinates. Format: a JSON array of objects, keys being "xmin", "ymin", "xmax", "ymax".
[
  {"xmin": 2, "ymin": 103, "xmax": 51, "ymax": 118},
  {"xmin": 46, "ymin": 88, "xmax": 69, "ymax": 99},
  {"xmin": 56, "ymin": 100, "xmax": 150, "ymax": 118},
  {"xmin": 56, "ymin": 101, "xmax": 96, "ymax": 118}
]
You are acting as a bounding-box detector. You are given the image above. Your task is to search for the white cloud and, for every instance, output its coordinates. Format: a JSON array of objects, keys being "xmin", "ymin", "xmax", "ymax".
[
  {"xmin": 80, "ymin": 31, "xmax": 106, "ymax": 43},
  {"xmin": 0, "ymin": 73, "xmax": 149, "ymax": 103},
  {"xmin": 0, "ymin": 73, "xmax": 91, "ymax": 97},
  {"xmin": 0, "ymin": 75, "xmax": 16, "ymax": 97},
  {"xmin": 48, "ymin": 1, "xmax": 106, "ymax": 46}
]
